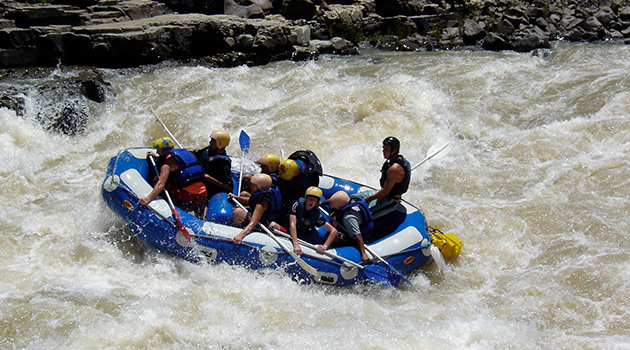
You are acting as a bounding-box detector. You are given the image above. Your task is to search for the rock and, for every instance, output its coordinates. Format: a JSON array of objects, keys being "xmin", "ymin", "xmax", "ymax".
[
  {"xmin": 225, "ymin": 0, "xmax": 265, "ymax": 19},
  {"xmin": 482, "ymin": 32, "xmax": 513, "ymax": 51},
  {"xmin": 462, "ymin": 18, "xmax": 486, "ymax": 45},
  {"xmin": 594, "ymin": 7, "xmax": 616, "ymax": 25},
  {"xmin": 281, "ymin": 0, "xmax": 317, "ymax": 20}
]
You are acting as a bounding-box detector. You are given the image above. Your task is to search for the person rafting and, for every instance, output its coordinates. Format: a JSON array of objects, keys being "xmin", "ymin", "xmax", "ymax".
[
  {"xmin": 140, "ymin": 137, "xmax": 207, "ymax": 216},
  {"xmin": 281, "ymin": 186, "xmax": 337, "ymax": 255},
  {"xmin": 363, "ymin": 136, "xmax": 411, "ymax": 217},
  {"xmin": 276, "ymin": 150, "xmax": 322, "ymax": 206},
  {"xmin": 232, "ymin": 173, "xmax": 283, "ymax": 244},
  {"xmin": 233, "ymin": 153, "xmax": 281, "ymax": 205},
  {"xmin": 192, "ymin": 130, "xmax": 234, "ymax": 198},
  {"xmin": 324, "ymin": 190, "xmax": 373, "ymax": 265}
]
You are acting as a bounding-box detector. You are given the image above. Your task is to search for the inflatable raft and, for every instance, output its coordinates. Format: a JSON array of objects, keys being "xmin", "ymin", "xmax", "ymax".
[{"xmin": 102, "ymin": 147, "xmax": 453, "ymax": 287}]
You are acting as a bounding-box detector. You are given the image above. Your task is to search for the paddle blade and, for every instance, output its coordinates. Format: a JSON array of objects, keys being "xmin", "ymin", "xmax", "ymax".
[
  {"xmin": 430, "ymin": 245, "xmax": 446, "ymax": 270},
  {"xmin": 426, "ymin": 141, "xmax": 453, "ymax": 161},
  {"xmin": 363, "ymin": 264, "xmax": 401, "ymax": 287},
  {"xmin": 239, "ymin": 130, "xmax": 250, "ymax": 154}
]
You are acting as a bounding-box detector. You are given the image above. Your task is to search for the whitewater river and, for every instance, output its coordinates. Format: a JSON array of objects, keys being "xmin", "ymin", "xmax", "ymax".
[{"xmin": 1, "ymin": 41, "xmax": 629, "ymax": 349}]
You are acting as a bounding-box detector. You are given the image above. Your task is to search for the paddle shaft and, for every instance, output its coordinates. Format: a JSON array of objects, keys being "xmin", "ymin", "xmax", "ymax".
[
  {"xmin": 148, "ymin": 156, "xmax": 192, "ymax": 242},
  {"xmin": 231, "ymin": 198, "xmax": 319, "ymax": 278},
  {"xmin": 150, "ymin": 107, "xmax": 184, "ymax": 149},
  {"xmin": 363, "ymin": 245, "xmax": 412, "ymax": 285},
  {"xmin": 272, "ymin": 228, "xmax": 365, "ymax": 270}
]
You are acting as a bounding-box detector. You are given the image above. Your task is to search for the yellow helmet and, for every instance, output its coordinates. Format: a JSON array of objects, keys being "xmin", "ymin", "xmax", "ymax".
[
  {"xmin": 153, "ymin": 137, "xmax": 174, "ymax": 151},
  {"xmin": 329, "ymin": 190, "xmax": 350, "ymax": 209},
  {"xmin": 305, "ymin": 186, "xmax": 323, "ymax": 200},
  {"xmin": 210, "ymin": 130, "xmax": 230, "ymax": 149},
  {"xmin": 257, "ymin": 153, "xmax": 280, "ymax": 173},
  {"xmin": 279, "ymin": 159, "xmax": 299, "ymax": 181},
  {"xmin": 250, "ymin": 173, "xmax": 272, "ymax": 190}
]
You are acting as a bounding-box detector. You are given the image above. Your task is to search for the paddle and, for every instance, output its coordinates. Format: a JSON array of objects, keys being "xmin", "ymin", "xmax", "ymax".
[
  {"xmin": 318, "ymin": 207, "xmax": 412, "ymax": 286},
  {"xmin": 150, "ymin": 106, "xmax": 184, "ymax": 149},
  {"xmin": 409, "ymin": 141, "xmax": 452, "ymax": 270},
  {"xmin": 363, "ymin": 245, "xmax": 412, "ymax": 286},
  {"xmin": 231, "ymin": 198, "xmax": 320, "ymax": 278},
  {"xmin": 272, "ymin": 228, "xmax": 399, "ymax": 286},
  {"xmin": 237, "ymin": 130, "xmax": 250, "ymax": 194},
  {"xmin": 411, "ymin": 141, "xmax": 453, "ymax": 171},
  {"xmin": 148, "ymin": 155, "xmax": 192, "ymax": 243}
]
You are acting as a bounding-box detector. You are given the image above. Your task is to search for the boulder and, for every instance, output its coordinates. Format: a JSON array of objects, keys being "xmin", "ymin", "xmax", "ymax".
[{"xmin": 462, "ymin": 18, "xmax": 486, "ymax": 45}]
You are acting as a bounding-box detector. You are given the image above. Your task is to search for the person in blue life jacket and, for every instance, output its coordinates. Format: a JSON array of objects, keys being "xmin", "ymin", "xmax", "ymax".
[
  {"xmin": 192, "ymin": 130, "xmax": 234, "ymax": 198},
  {"xmin": 232, "ymin": 153, "xmax": 281, "ymax": 206},
  {"xmin": 232, "ymin": 173, "xmax": 283, "ymax": 245},
  {"xmin": 140, "ymin": 137, "xmax": 207, "ymax": 216},
  {"xmin": 324, "ymin": 190, "xmax": 374, "ymax": 265},
  {"xmin": 280, "ymin": 186, "xmax": 338, "ymax": 255},
  {"xmin": 363, "ymin": 136, "xmax": 411, "ymax": 217},
  {"xmin": 276, "ymin": 150, "xmax": 322, "ymax": 206}
]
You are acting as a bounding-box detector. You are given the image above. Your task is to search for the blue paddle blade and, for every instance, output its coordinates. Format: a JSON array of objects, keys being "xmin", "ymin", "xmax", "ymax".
[
  {"xmin": 363, "ymin": 264, "xmax": 402, "ymax": 288},
  {"xmin": 239, "ymin": 130, "xmax": 250, "ymax": 154}
]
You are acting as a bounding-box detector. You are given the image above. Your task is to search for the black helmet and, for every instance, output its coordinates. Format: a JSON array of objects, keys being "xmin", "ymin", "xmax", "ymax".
[{"xmin": 383, "ymin": 136, "xmax": 400, "ymax": 149}]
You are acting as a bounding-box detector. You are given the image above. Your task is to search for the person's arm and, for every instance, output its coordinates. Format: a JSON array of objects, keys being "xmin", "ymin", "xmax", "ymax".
[
  {"xmin": 233, "ymin": 201, "xmax": 268, "ymax": 244},
  {"xmin": 288, "ymin": 214, "xmax": 302, "ymax": 255},
  {"xmin": 139, "ymin": 161, "xmax": 172, "ymax": 205},
  {"xmin": 364, "ymin": 163, "xmax": 404, "ymax": 202},
  {"xmin": 205, "ymin": 173, "xmax": 234, "ymax": 192},
  {"xmin": 355, "ymin": 233, "xmax": 370, "ymax": 265},
  {"xmin": 342, "ymin": 213, "xmax": 370, "ymax": 264},
  {"xmin": 316, "ymin": 222, "xmax": 338, "ymax": 254},
  {"xmin": 228, "ymin": 192, "xmax": 250, "ymax": 205}
]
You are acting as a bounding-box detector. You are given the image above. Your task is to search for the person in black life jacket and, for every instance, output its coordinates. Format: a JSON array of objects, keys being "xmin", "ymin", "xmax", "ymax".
[
  {"xmin": 140, "ymin": 137, "xmax": 207, "ymax": 216},
  {"xmin": 284, "ymin": 186, "xmax": 338, "ymax": 255},
  {"xmin": 363, "ymin": 136, "xmax": 411, "ymax": 216},
  {"xmin": 326, "ymin": 190, "xmax": 373, "ymax": 265},
  {"xmin": 232, "ymin": 173, "xmax": 283, "ymax": 245},
  {"xmin": 192, "ymin": 130, "xmax": 234, "ymax": 198}
]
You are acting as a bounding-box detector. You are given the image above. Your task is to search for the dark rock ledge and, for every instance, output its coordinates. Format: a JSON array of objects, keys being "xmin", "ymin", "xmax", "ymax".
[{"xmin": 1, "ymin": 0, "xmax": 629, "ymax": 69}]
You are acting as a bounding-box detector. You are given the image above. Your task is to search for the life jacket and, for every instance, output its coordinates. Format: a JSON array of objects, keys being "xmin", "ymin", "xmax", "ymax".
[
  {"xmin": 288, "ymin": 150, "xmax": 323, "ymax": 176},
  {"xmin": 334, "ymin": 197, "xmax": 374, "ymax": 236},
  {"xmin": 161, "ymin": 149, "xmax": 205, "ymax": 188},
  {"xmin": 379, "ymin": 154, "xmax": 411, "ymax": 198},
  {"xmin": 293, "ymin": 197, "xmax": 325, "ymax": 230},
  {"xmin": 248, "ymin": 185, "xmax": 284, "ymax": 224}
]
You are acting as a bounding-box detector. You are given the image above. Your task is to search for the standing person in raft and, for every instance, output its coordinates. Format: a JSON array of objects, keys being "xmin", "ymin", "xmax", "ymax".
[
  {"xmin": 363, "ymin": 136, "xmax": 411, "ymax": 217},
  {"xmin": 192, "ymin": 130, "xmax": 234, "ymax": 198},
  {"xmin": 277, "ymin": 186, "xmax": 337, "ymax": 255},
  {"xmin": 324, "ymin": 190, "xmax": 373, "ymax": 265},
  {"xmin": 140, "ymin": 137, "xmax": 207, "ymax": 216},
  {"xmin": 232, "ymin": 173, "xmax": 283, "ymax": 244}
]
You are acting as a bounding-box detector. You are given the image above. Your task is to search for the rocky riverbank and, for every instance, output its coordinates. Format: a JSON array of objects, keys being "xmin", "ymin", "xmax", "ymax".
[
  {"xmin": 1, "ymin": 0, "xmax": 629, "ymax": 136},
  {"xmin": 1, "ymin": 0, "xmax": 629, "ymax": 69}
]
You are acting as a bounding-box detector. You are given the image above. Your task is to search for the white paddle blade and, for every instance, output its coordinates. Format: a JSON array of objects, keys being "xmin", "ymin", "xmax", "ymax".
[
  {"xmin": 430, "ymin": 245, "xmax": 446, "ymax": 270},
  {"xmin": 426, "ymin": 141, "xmax": 453, "ymax": 161}
]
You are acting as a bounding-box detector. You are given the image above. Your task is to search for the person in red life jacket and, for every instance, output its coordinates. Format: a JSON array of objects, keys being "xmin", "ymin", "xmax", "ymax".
[
  {"xmin": 283, "ymin": 186, "xmax": 337, "ymax": 255},
  {"xmin": 192, "ymin": 130, "xmax": 234, "ymax": 198},
  {"xmin": 232, "ymin": 173, "xmax": 283, "ymax": 245},
  {"xmin": 363, "ymin": 136, "xmax": 411, "ymax": 217},
  {"xmin": 324, "ymin": 190, "xmax": 374, "ymax": 265},
  {"xmin": 140, "ymin": 137, "xmax": 207, "ymax": 216}
]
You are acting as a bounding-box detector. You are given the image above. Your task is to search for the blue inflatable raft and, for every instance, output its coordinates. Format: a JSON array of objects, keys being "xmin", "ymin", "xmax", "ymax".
[{"xmin": 102, "ymin": 148, "xmax": 443, "ymax": 287}]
